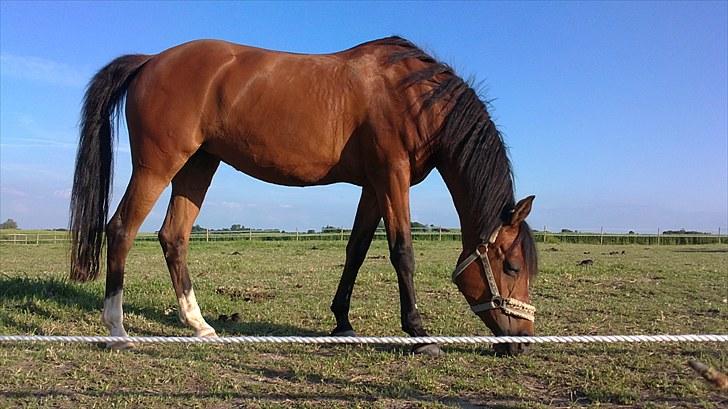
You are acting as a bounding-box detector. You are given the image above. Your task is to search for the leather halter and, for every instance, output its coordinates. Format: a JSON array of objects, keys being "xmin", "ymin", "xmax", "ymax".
[{"xmin": 451, "ymin": 231, "xmax": 536, "ymax": 322}]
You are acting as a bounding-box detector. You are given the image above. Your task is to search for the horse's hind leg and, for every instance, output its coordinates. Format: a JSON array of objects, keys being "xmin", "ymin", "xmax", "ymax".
[
  {"xmin": 330, "ymin": 187, "xmax": 380, "ymax": 336},
  {"xmin": 103, "ymin": 169, "xmax": 172, "ymax": 349},
  {"xmin": 158, "ymin": 150, "xmax": 220, "ymax": 337}
]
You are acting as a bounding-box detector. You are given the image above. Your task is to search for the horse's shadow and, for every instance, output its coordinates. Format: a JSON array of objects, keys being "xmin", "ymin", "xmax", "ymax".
[
  {"xmin": 0, "ymin": 276, "xmax": 499, "ymax": 356},
  {"xmin": 213, "ymin": 320, "xmax": 328, "ymax": 337},
  {"xmin": 0, "ymin": 276, "xmax": 326, "ymax": 337}
]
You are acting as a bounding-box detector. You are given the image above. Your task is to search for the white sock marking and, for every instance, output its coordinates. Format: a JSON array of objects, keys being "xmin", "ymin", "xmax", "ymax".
[
  {"xmin": 101, "ymin": 290, "xmax": 127, "ymax": 337},
  {"xmin": 178, "ymin": 288, "xmax": 216, "ymax": 337}
]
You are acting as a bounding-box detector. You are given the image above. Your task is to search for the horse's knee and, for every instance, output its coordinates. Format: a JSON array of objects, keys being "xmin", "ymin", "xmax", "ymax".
[
  {"xmin": 389, "ymin": 245, "xmax": 414, "ymax": 271},
  {"xmin": 105, "ymin": 217, "xmax": 128, "ymax": 248},
  {"xmin": 158, "ymin": 228, "xmax": 187, "ymax": 259}
]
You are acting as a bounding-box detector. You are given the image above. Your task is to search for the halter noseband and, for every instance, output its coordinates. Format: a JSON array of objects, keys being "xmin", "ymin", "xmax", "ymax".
[{"xmin": 451, "ymin": 230, "xmax": 536, "ymax": 322}]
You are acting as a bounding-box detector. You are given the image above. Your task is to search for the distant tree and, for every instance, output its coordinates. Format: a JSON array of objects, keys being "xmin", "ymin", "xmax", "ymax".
[
  {"xmin": 0, "ymin": 219, "xmax": 18, "ymax": 229},
  {"xmin": 663, "ymin": 229, "xmax": 706, "ymax": 235},
  {"xmin": 561, "ymin": 229, "xmax": 574, "ymax": 233},
  {"xmin": 411, "ymin": 221, "xmax": 427, "ymax": 230},
  {"xmin": 191, "ymin": 224, "xmax": 206, "ymax": 233},
  {"xmin": 230, "ymin": 224, "xmax": 245, "ymax": 231},
  {"xmin": 628, "ymin": 231, "xmax": 635, "ymax": 235},
  {"xmin": 307, "ymin": 229, "xmax": 316, "ymax": 234}
]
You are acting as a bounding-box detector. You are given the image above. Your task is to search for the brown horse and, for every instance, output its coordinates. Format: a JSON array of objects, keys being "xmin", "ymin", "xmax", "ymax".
[{"xmin": 69, "ymin": 37, "xmax": 538, "ymax": 355}]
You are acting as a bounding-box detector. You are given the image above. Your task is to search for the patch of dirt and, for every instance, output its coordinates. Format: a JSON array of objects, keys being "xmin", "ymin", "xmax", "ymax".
[
  {"xmin": 698, "ymin": 308, "xmax": 722, "ymax": 317},
  {"xmin": 422, "ymin": 289, "xmax": 450, "ymax": 300},
  {"xmin": 215, "ymin": 286, "xmax": 275, "ymax": 302},
  {"xmin": 217, "ymin": 312, "xmax": 241, "ymax": 322}
]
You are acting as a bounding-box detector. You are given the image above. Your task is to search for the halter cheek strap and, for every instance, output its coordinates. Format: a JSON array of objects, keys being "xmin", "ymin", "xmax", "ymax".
[{"xmin": 452, "ymin": 241, "xmax": 536, "ymax": 322}]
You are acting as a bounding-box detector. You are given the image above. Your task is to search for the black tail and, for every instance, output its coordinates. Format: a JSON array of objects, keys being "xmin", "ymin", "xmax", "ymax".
[{"xmin": 69, "ymin": 54, "xmax": 151, "ymax": 282}]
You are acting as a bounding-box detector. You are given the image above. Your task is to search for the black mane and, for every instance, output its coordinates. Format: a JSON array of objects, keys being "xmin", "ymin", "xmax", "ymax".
[
  {"xmin": 378, "ymin": 37, "xmax": 513, "ymax": 237},
  {"xmin": 376, "ymin": 36, "xmax": 538, "ymax": 277}
]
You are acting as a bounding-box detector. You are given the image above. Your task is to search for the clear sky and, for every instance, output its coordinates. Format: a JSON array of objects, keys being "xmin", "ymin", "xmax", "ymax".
[{"xmin": 1, "ymin": 1, "xmax": 726, "ymax": 233}]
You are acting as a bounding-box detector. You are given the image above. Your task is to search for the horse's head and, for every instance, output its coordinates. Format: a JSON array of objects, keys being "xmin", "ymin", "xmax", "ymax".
[{"xmin": 452, "ymin": 196, "xmax": 538, "ymax": 355}]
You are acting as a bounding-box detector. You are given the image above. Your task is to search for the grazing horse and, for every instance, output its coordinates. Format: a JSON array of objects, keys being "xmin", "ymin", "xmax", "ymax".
[{"xmin": 69, "ymin": 37, "xmax": 538, "ymax": 355}]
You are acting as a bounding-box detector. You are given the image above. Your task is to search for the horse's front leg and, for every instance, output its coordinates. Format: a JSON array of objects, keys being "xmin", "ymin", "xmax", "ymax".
[{"xmin": 376, "ymin": 170, "xmax": 442, "ymax": 356}]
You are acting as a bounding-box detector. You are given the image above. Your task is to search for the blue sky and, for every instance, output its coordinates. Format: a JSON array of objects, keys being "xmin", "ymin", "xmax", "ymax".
[{"xmin": 1, "ymin": 1, "xmax": 726, "ymax": 233}]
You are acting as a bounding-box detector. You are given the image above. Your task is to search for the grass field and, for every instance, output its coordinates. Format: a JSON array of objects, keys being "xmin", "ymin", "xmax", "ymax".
[{"xmin": 0, "ymin": 240, "xmax": 726, "ymax": 408}]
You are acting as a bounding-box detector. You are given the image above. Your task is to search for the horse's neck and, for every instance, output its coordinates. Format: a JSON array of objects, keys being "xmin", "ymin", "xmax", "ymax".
[{"xmin": 436, "ymin": 160, "xmax": 483, "ymax": 251}]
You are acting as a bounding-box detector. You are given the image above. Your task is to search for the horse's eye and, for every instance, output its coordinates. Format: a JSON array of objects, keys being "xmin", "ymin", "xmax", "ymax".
[{"xmin": 504, "ymin": 259, "xmax": 521, "ymax": 275}]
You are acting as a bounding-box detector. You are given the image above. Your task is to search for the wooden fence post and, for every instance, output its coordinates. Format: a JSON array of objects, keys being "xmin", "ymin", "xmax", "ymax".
[
  {"xmin": 600, "ymin": 227, "xmax": 604, "ymax": 245},
  {"xmin": 206, "ymin": 229, "xmax": 209, "ymax": 242},
  {"xmin": 657, "ymin": 228, "xmax": 660, "ymax": 246}
]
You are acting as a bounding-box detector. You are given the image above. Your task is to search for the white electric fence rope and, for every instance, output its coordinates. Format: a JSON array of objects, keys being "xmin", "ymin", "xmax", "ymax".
[{"xmin": 1, "ymin": 334, "xmax": 726, "ymax": 345}]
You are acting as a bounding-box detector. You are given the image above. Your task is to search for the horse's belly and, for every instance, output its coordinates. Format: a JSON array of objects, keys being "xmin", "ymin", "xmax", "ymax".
[
  {"xmin": 203, "ymin": 138, "xmax": 363, "ymax": 187},
  {"xmin": 199, "ymin": 47, "xmax": 369, "ymax": 186}
]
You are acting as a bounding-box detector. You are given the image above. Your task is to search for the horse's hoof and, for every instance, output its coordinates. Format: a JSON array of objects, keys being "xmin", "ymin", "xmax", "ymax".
[
  {"xmin": 331, "ymin": 329, "xmax": 357, "ymax": 337},
  {"xmin": 412, "ymin": 343, "xmax": 443, "ymax": 356},
  {"xmin": 196, "ymin": 327, "xmax": 218, "ymax": 337},
  {"xmin": 106, "ymin": 341, "xmax": 134, "ymax": 350}
]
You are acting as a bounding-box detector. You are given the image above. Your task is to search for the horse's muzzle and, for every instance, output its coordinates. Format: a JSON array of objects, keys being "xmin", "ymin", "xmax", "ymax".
[
  {"xmin": 493, "ymin": 331, "xmax": 532, "ymax": 356},
  {"xmin": 493, "ymin": 341, "xmax": 531, "ymax": 356}
]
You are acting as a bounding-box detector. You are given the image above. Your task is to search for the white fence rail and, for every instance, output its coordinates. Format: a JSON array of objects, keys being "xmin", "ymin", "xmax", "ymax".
[{"xmin": 0, "ymin": 231, "xmax": 725, "ymax": 245}]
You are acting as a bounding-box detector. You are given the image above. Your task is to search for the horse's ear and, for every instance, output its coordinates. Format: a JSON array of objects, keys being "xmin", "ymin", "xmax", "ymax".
[{"xmin": 509, "ymin": 195, "xmax": 535, "ymax": 226}]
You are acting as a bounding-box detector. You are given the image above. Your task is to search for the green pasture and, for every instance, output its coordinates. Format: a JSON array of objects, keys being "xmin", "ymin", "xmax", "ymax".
[{"xmin": 0, "ymin": 241, "xmax": 726, "ymax": 408}]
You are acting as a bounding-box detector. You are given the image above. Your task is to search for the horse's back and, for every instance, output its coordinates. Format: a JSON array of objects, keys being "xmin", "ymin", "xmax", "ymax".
[{"xmin": 126, "ymin": 39, "xmax": 383, "ymax": 186}]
